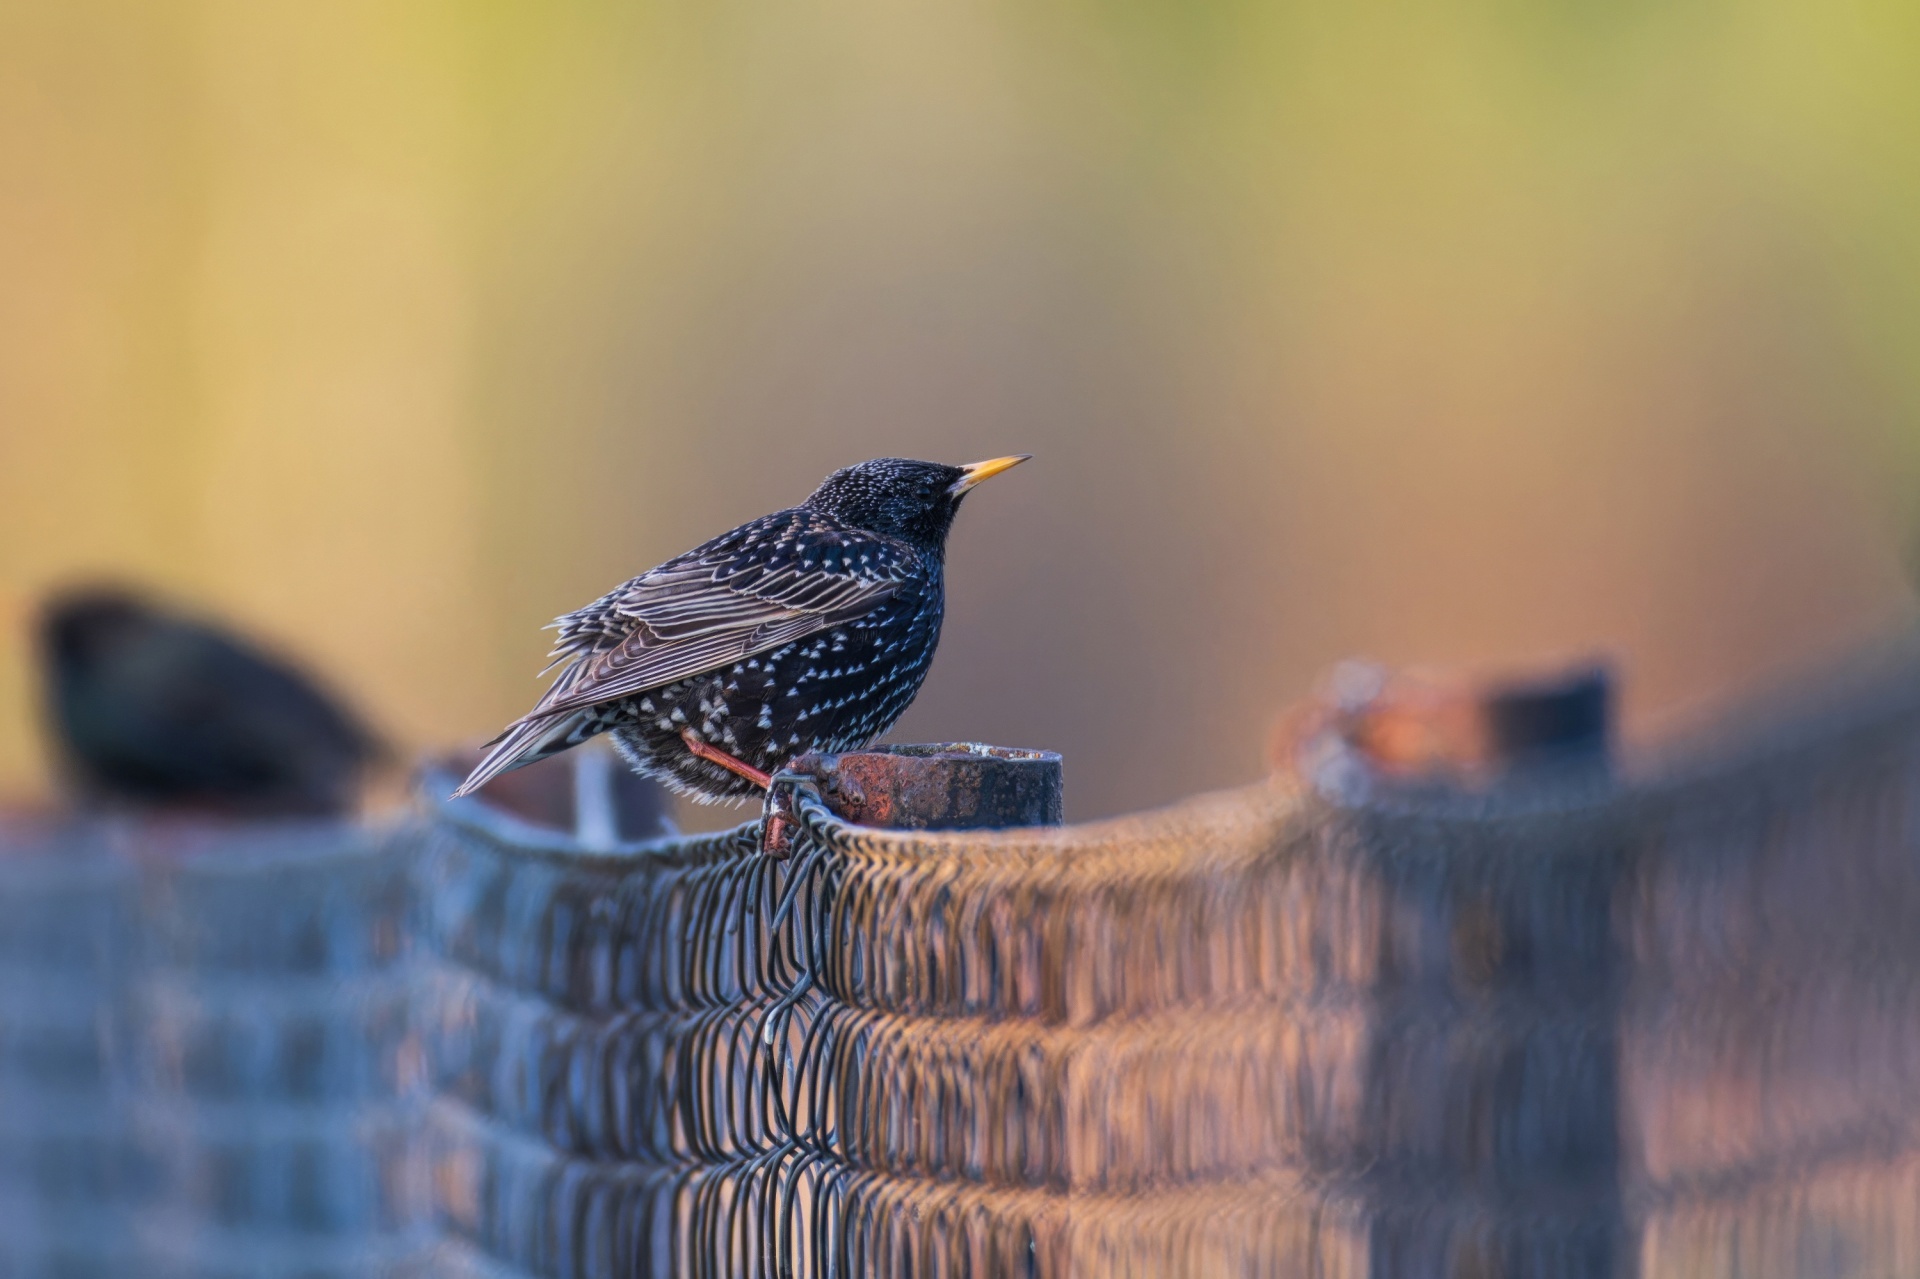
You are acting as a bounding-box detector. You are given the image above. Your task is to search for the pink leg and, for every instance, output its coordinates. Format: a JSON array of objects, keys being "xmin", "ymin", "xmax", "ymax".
[{"xmin": 681, "ymin": 729, "xmax": 773, "ymax": 789}]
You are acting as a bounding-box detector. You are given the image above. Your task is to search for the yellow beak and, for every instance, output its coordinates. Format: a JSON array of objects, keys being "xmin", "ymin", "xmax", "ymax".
[{"xmin": 951, "ymin": 454, "xmax": 1032, "ymax": 494}]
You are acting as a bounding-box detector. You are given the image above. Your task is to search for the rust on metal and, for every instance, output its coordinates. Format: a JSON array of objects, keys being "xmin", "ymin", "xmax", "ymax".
[
  {"xmin": 1278, "ymin": 659, "xmax": 1613, "ymax": 789},
  {"xmin": 762, "ymin": 742, "xmax": 1063, "ymax": 856}
]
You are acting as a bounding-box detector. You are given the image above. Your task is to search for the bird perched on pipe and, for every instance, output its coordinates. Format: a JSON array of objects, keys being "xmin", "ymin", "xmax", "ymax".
[
  {"xmin": 39, "ymin": 588, "xmax": 383, "ymax": 818},
  {"xmin": 455, "ymin": 455, "xmax": 1031, "ymax": 804}
]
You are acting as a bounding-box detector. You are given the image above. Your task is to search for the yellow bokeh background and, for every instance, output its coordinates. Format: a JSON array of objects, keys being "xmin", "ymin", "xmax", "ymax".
[{"xmin": 3, "ymin": 0, "xmax": 1918, "ymax": 817}]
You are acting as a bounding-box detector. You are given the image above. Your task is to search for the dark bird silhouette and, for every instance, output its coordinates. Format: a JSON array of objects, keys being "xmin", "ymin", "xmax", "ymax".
[
  {"xmin": 39, "ymin": 588, "xmax": 382, "ymax": 818},
  {"xmin": 455, "ymin": 455, "xmax": 1030, "ymax": 804}
]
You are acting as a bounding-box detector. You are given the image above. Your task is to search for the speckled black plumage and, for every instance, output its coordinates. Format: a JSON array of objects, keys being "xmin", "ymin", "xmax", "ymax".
[
  {"xmin": 40, "ymin": 588, "xmax": 382, "ymax": 817},
  {"xmin": 455, "ymin": 456, "xmax": 1027, "ymax": 805}
]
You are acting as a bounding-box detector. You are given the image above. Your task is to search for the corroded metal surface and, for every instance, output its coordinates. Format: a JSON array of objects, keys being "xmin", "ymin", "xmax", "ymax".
[
  {"xmin": 790, "ymin": 741, "xmax": 1064, "ymax": 829},
  {"xmin": 763, "ymin": 741, "xmax": 1062, "ymax": 856}
]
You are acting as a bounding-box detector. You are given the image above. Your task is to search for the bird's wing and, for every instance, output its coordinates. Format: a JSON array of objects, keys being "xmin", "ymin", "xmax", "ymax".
[
  {"xmin": 528, "ymin": 508, "xmax": 912, "ymax": 720},
  {"xmin": 450, "ymin": 510, "xmax": 914, "ymax": 799}
]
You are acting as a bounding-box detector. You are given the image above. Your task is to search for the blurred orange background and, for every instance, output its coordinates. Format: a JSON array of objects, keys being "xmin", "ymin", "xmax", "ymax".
[{"xmin": 3, "ymin": 0, "xmax": 1918, "ymax": 819}]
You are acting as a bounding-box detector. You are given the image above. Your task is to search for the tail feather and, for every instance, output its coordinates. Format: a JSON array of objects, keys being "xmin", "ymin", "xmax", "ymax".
[{"xmin": 450, "ymin": 711, "xmax": 597, "ymax": 799}]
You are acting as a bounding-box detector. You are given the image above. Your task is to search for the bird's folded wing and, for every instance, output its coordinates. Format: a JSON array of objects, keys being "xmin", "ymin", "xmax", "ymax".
[{"xmin": 521, "ymin": 514, "xmax": 909, "ymax": 721}]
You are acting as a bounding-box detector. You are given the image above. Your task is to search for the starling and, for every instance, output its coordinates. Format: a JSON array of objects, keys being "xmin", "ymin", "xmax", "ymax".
[
  {"xmin": 39, "ymin": 588, "xmax": 383, "ymax": 818},
  {"xmin": 454, "ymin": 455, "xmax": 1030, "ymax": 805}
]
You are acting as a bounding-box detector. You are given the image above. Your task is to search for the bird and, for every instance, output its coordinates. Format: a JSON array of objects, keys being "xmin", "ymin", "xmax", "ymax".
[
  {"xmin": 38, "ymin": 587, "xmax": 383, "ymax": 818},
  {"xmin": 453, "ymin": 455, "xmax": 1031, "ymax": 805}
]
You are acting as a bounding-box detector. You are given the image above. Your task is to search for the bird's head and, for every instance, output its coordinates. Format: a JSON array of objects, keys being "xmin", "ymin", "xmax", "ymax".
[
  {"xmin": 803, "ymin": 455, "xmax": 1030, "ymax": 548},
  {"xmin": 39, "ymin": 587, "xmax": 157, "ymax": 669}
]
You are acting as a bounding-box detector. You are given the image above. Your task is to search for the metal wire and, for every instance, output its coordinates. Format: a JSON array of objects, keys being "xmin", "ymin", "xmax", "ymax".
[
  {"xmin": 0, "ymin": 816, "xmax": 436, "ymax": 1278},
  {"xmin": 417, "ymin": 641, "xmax": 1920, "ymax": 1278},
  {"xmin": 9, "ymin": 637, "xmax": 1920, "ymax": 1276}
]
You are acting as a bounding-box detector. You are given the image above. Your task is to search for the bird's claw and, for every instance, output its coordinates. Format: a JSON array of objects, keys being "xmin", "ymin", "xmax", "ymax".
[
  {"xmin": 759, "ymin": 752, "xmax": 866, "ymax": 858},
  {"xmin": 761, "ymin": 784, "xmax": 799, "ymax": 859}
]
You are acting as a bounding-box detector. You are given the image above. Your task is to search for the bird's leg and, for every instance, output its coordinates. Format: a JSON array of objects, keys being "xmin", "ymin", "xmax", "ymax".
[{"xmin": 680, "ymin": 728, "xmax": 773, "ymax": 789}]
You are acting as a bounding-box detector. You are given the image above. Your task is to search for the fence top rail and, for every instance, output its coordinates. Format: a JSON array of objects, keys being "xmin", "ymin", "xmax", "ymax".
[{"xmin": 421, "ymin": 626, "xmax": 1920, "ymax": 872}]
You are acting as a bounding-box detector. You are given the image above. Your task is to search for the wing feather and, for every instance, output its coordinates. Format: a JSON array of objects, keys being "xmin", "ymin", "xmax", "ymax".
[
  {"xmin": 520, "ymin": 508, "xmax": 909, "ymax": 721},
  {"xmin": 453, "ymin": 508, "xmax": 915, "ymax": 799}
]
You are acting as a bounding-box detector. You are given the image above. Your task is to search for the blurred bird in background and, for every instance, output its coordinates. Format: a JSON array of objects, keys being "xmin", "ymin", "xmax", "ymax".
[
  {"xmin": 38, "ymin": 587, "xmax": 384, "ymax": 818},
  {"xmin": 455, "ymin": 455, "xmax": 1030, "ymax": 804}
]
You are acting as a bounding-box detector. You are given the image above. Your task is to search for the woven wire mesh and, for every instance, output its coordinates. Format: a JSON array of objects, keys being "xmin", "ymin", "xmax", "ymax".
[
  {"xmin": 419, "ymin": 644, "xmax": 1920, "ymax": 1279},
  {"xmin": 0, "ymin": 817, "xmax": 435, "ymax": 1278},
  {"xmin": 6, "ymin": 646, "xmax": 1915, "ymax": 1277},
  {"xmin": 1621, "ymin": 672, "xmax": 1920, "ymax": 1279},
  {"xmin": 419, "ymin": 776, "xmax": 1616, "ymax": 1277}
]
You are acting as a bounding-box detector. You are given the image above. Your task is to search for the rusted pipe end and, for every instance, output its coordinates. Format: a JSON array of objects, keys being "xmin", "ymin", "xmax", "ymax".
[
  {"xmin": 1483, "ymin": 665, "xmax": 1612, "ymax": 774},
  {"xmin": 762, "ymin": 742, "xmax": 1063, "ymax": 856},
  {"xmin": 1279, "ymin": 659, "xmax": 1613, "ymax": 794}
]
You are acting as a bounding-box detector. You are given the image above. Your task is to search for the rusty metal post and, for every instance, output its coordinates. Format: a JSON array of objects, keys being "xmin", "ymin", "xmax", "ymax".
[
  {"xmin": 764, "ymin": 742, "xmax": 1063, "ymax": 855},
  {"xmin": 1483, "ymin": 663, "xmax": 1612, "ymax": 777},
  {"xmin": 1306, "ymin": 660, "xmax": 1629, "ymax": 1279}
]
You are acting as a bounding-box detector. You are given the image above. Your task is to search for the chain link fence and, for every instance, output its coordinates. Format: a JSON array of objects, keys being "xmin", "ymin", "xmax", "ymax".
[
  {"xmin": 416, "ymin": 643, "xmax": 1920, "ymax": 1278},
  {"xmin": 5, "ymin": 642, "xmax": 1919, "ymax": 1277},
  {"xmin": 0, "ymin": 818, "xmax": 435, "ymax": 1277}
]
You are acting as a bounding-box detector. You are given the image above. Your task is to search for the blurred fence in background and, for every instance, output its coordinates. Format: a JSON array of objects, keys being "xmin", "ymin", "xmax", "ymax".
[
  {"xmin": 1624, "ymin": 660, "xmax": 1920, "ymax": 1278},
  {"xmin": 0, "ymin": 819, "xmax": 434, "ymax": 1277},
  {"xmin": 5, "ymin": 637, "xmax": 1920, "ymax": 1276}
]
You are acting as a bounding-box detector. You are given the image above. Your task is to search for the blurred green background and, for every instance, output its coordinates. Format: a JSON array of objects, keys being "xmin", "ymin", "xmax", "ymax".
[{"xmin": 3, "ymin": 0, "xmax": 1918, "ymax": 819}]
